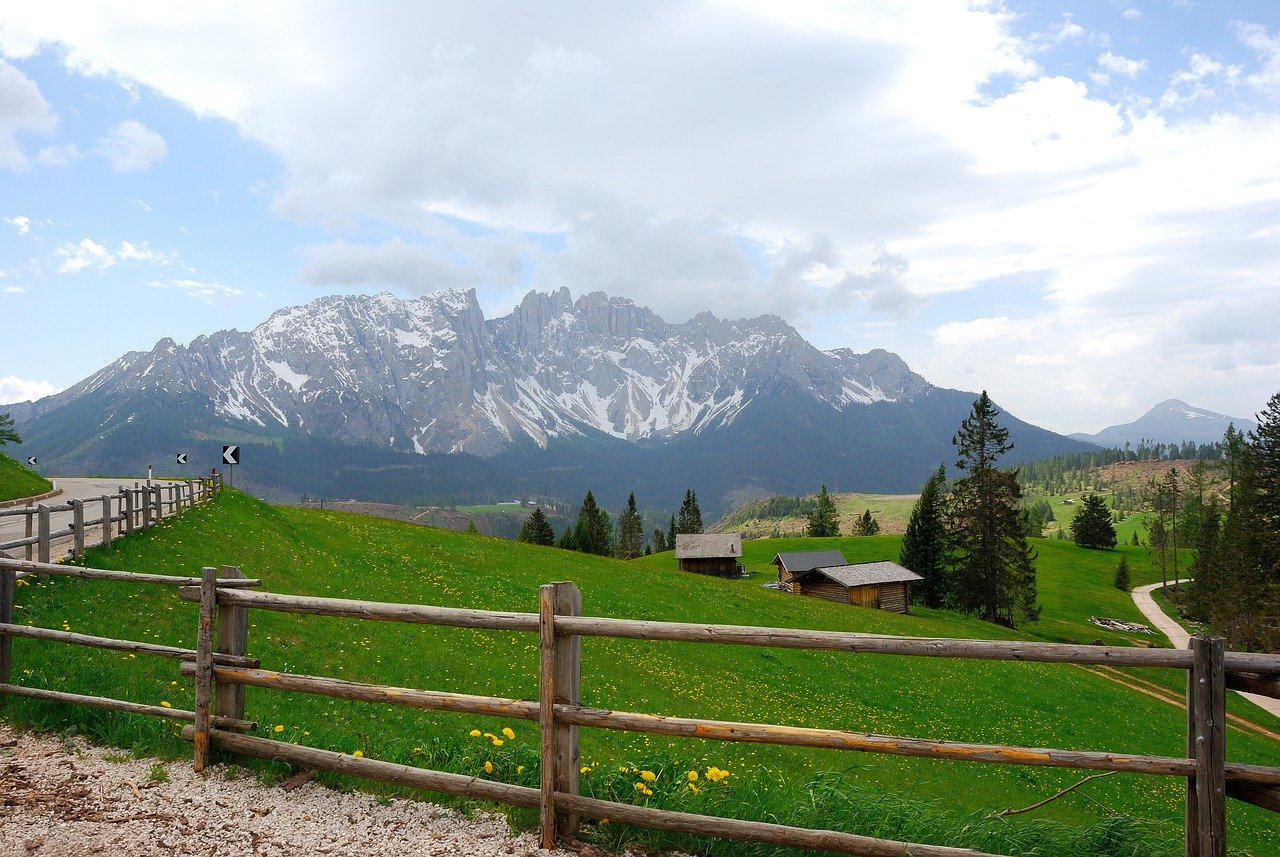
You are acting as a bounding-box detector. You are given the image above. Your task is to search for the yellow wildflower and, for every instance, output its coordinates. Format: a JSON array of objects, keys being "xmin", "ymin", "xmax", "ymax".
[
  {"xmin": 687, "ymin": 770, "xmax": 698, "ymax": 782},
  {"xmin": 273, "ymin": 724, "xmax": 284, "ymax": 733},
  {"xmin": 502, "ymin": 727, "xmax": 515, "ymax": 740},
  {"xmin": 640, "ymin": 770, "xmax": 656, "ymax": 782},
  {"xmin": 484, "ymin": 760, "xmax": 494, "ymax": 774},
  {"xmin": 469, "ymin": 729, "xmax": 482, "ymax": 737},
  {"xmin": 159, "ymin": 701, "xmax": 171, "ymax": 708},
  {"xmin": 491, "ymin": 738, "xmax": 504, "ymax": 747},
  {"xmin": 580, "ymin": 766, "xmax": 592, "ymax": 774},
  {"xmin": 353, "ymin": 750, "xmax": 364, "ymax": 758},
  {"xmin": 517, "ymin": 765, "xmax": 525, "ymax": 774}
]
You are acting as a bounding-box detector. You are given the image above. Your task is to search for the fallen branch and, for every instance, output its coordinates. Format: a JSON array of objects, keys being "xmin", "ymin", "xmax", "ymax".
[{"xmin": 989, "ymin": 771, "xmax": 1117, "ymax": 819}]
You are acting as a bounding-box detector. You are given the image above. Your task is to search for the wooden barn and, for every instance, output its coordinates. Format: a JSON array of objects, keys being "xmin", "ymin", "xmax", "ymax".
[
  {"xmin": 771, "ymin": 550, "xmax": 848, "ymax": 591},
  {"xmin": 675, "ymin": 534, "xmax": 743, "ymax": 576},
  {"xmin": 791, "ymin": 561, "xmax": 923, "ymax": 613}
]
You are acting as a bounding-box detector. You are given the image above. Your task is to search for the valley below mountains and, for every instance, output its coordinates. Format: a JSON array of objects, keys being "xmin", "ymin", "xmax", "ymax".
[{"xmin": 7, "ymin": 287, "xmax": 1091, "ymax": 515}]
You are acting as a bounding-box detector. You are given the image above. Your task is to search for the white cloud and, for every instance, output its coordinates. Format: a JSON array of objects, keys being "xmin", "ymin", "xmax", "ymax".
[
  {"xmin": 1122, "ymin": 8, "xmax": 1142, "ymax": 21},
  {"xmin": 0, "ymin": 375, "xmax": 59, "ymax": 404},
  {"xmin": 149, "ymin": 278, "xmax": 244, "ymax": 302},
  {"xmin": 4, "ymin": 215, "xmax": 29, "ymax": 235},
  {"xmin": 57, "ymin": 237, "xmax": 114, "ymax": 273},
  {"xmin": 35, "ymin": 143, "xmax": 80, "ymax": 166},
  {"xmin": 1160, "ymin": 53, "xmax": 1242, "ymax": 110},
  {"xmin": 1235, "ymin": 21, "xmax": 1280, "ymax": 92},
  {"xmin": 0, "ymin": 59, "xmax": 56, "ymax": 170},
  {"xmin": 56, "ymin": 237, "xmax": 173, "ymax": 273},
  {"xmin": 2, "ymin": 285, "xmax": 25, "ymax": 294},
  {"xmin": 96, "ymin": 119, "xmax": 166, "ymax": 172},
  {"xmin": 933, "ymin": 316, "xmax": 1024, "ymax": 348},
  {"xmin": 1096, "ymin": 51, "xmax": 1147, "ymax": 79}
]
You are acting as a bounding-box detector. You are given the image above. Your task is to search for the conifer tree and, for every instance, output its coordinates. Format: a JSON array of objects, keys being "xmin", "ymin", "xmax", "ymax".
[
  {"xmin": 572, "ymin": 490, "xmax": 613, "ymax": 556},
  {"xmin": 854, "ymin": 509, "xmax": 880, "ymax": 536},
  {"xmin": 616, "ymin": 492, "xmax": 645, "ymax": 559},
  {"xmin": 518, "ymin": 507, "xmax": 556, "ymax": 546},
  {"xmin": 947, "ymin": 391, "xmax": 1040, "ymax": 627},
  {"xmin": 464, "ymin": 519, "xmax": 480, "ymax": 535},
  {"xmin": 1070, "ymin": 494, "xmax": 1116, "ymax": 549},
  {"xmin": 677, "ymin": 489, "xmax": 703, "ymax": 534},
  {"xmin": 0, "ymin": 412, "xmax": 20, "ymax": 447},
  {"xmin": 901, "ymin": 465, "xmax": 949, "ymax": 607},
  {"xmin": 651, "ymin": 528, "xmax": 667, "ymax": 553},
  {"xmin": 806, "ymin": 485, "xmax": 840, "ymax": 537},
  {"xmin": 667, "ymin": 515, "xmax": 677, "ymax": 549},
  {"xmin": 1113, "ymin": 554, "xmax": 1130, "ymax": 591}
]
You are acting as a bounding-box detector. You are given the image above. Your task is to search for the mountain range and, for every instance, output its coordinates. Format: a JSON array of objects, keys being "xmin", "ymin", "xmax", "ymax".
[
  {"xmin": 7, "ymin": 288, "xmax": 1099, "ymax": 515},
  {"xmin": 1069, "ymin": 399, "xmax": 1257, "ymax": 449}
]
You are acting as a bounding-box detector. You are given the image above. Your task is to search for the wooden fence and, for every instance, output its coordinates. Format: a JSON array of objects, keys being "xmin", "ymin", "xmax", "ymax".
[
  {"xmin": 0, "ymin": 475, "xmax": 221, "ymax": 562},
  {"xmin": 3, "ymin": 561, "xmax": 1280, "ymax": 856}
]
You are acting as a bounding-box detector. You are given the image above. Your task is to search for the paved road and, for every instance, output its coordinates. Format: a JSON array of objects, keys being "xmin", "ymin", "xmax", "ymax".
[
  {"xmin": 0, "ymin": 477, "xmax": 178, "ymax": 560},
  {"xmin": 1132, "ymin": 582, "xmax": 1280, "ymax": 719}
]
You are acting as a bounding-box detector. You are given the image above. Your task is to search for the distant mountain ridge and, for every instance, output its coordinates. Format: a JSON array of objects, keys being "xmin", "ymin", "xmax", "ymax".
[
  {"xmin": 1069, "ymin": 399, "xmax": 1257, "ymax": 449},
  {"xmin": 6, "ymin": 288, "xmax": 1092, "ymax": 513}
]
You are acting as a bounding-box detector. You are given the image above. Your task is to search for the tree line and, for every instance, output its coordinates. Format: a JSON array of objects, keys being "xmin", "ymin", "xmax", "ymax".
[{"xmin": 517, "ymin": 487, "xmax": 705, "ymax": 559}]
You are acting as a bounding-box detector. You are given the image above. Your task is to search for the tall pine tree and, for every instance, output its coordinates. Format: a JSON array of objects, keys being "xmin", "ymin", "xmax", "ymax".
[
  {"xmin": 572, "ymin": 490, "xmax": 613, "ymax": 556},
  {"xmin": 518, "ymin": 507, "xmax": 556, "ymax": 546},
  {"xmin": 616, "ymin": 492, "xmax": 645, "ymax": 559},
  {"xmin": 677, "ymin": 489, "xmax": 703, "ymax": 534},
  {"xmin": 1070, "ymin": 494, "xmax": 1116, "ymax": 549},
  {"xmin": 806, "ymin": 485, "xmax": 840, "ymax": 537},
  {"xmin": 901, "ymin": 465, "xmax": 949, "ymax": 607},
  {"xmin": 947, "ymin": 392, "xmax": 1040, "ymax": 627}
]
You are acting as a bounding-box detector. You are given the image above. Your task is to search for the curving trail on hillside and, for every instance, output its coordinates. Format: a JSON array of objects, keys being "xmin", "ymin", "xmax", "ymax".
[{"xmin": 1131, "ymin": 582, "xmax": 1280, "ymax": 720}]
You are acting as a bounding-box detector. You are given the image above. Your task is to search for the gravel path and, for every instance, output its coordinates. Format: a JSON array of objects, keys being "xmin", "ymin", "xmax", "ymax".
[
  {"xmin": 1130, "ymin": 582, "xmax": 1280, "ymax": 719},
  {"xmin": 0, "ymin": 721, "xmax": 582, "ymax": 857}
]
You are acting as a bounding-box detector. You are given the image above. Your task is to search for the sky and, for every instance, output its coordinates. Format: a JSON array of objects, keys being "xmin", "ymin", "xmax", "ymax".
[{"xmin": 1, "ymin": 1, "xmax": 1278, "ymax": 436}]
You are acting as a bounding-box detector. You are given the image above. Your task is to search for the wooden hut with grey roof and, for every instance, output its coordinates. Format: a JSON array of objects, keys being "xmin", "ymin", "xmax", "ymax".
[
  {"xmin": 792, "ymin": 561, "xmax": 923, "ymax": 613},
  {"xmin": 675, "ymin": 533, "xmax": 743, "ymax": 576}
]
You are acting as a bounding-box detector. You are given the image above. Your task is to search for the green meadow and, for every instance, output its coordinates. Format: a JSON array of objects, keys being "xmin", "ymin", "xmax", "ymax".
[
  {"xmin": 0, "ymin": 452, "xmax": 52, "ymax": 502},
  {"xmin": 5, "ymin": 491, "xmax": 1279, "ymax": 855}
]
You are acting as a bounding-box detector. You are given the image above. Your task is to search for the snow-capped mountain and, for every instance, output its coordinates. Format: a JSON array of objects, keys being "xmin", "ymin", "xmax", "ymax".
[
  {"xmin": 29, "ymin": 288, "xmax": 930, "ymax": 457},
  {"xmin": 1069, "ymin": 399, "xmax": 1257, "ymax": 448},
  {"xmin": 9, "ymin": 287, "xmax": 1090, "ymax": 509}
]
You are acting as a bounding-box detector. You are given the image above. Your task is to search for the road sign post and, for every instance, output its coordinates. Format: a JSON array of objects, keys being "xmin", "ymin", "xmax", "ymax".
[{"xmin": 222, "ymin": 445, "xmax": 240, "ymax": 488}]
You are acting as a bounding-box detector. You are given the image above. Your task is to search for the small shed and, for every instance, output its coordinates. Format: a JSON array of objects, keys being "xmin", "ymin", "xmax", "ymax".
[
  {"xmin": 791, "ymin": 561, "xmax": 923, "ymax": 613},
  {"xmin": 676, "ymin": 533, "xmax": 743, "ymax": 576},
  {"xmin": 771, "ymin": 550, "xmax": 848, "ymax": 591}
]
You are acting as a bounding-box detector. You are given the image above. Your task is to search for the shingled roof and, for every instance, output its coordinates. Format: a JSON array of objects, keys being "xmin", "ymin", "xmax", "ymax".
[
  {"xmin": 796, "ymin": 561, "xmax": 923, "ymax": 588},
  {"xmin": 675, "ymin": 533, "xmax": 742, "ymax": 559},
  {"xmin": 771, "ymin": 550, "xmax": 848, "ymax": 573}
]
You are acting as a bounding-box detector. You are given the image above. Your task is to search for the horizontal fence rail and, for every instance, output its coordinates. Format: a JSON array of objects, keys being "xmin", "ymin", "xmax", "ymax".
[
  {"xmin": 165, "ymin": 578, "xmax": 1280, "ymax": 857},
  {"xmin": 7, "ymin": 550, "xmax": 1280, "ymax": 857},
  {"xmin": 0, "ymin": 475, "xmax": 220, "ymax": 562}
]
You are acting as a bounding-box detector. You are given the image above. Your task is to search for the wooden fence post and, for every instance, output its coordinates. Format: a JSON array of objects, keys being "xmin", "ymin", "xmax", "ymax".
[
  {"xmin": 101, "ymin": 496, "xmax": 112, "ymax": 549},
  {"xmin": 215, "ymin": 566, "xmax": 249, "ymax": 722},
  {"xmin": 194, "ymin": 566, "xmax": 217, "ymax": 772},
  {"xmin": 37, "ymin": 505, "xmax": 50, "ymax": 564},
  {"xmin": 24, "ymin": 502, "xmax": 33, "ymax": 561},
  {"xmin": 1187, "ymin": 635, "xmax": 1226, "ymax": 857},
  {"xmin": 538, "ymin": 581, "xmax": 582, "ymax": 849},
  {"xmin": 0, "ymin": 564, "xmax": 13, "ymax": 708},
  {"xmin": 141, "ymin": 486, "xmax": 151, "ymax": 530},
  {"xmin": 123, "ymin": 490, "xmax": 135, "ymax": 535},
  {"xmin": 71, "ymin": 498, "xmax": 85, "ymax": 558}
]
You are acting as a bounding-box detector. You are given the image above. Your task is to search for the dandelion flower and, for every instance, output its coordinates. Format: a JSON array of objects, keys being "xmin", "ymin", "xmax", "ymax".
[
  {"xmin": 502, "ymin": 727, "xmax": 515, "ymax": 740},
  {"xmin": 640, "ymin": 770, "xmax": 656, "ymax": 782},
  {"xmin": 353, "ymin": 750, "xmax": 364, "ymax": 758},
  {"xmin": 469, "ymin": 729, "xmax": 482, "ymax": 737},
  {"xmin": 484, "ymin": 760, "xmax": 494, "ymax": 774},
  {"xmin": 273, "ymin": 724, "xmax": 284, "ymax": 733},
  {"xmin": 687, "ymin": 770, "xmax": 698, "ymax": 782},
  {"xmin": 517, "ymin": 765, "xmax": 525, "ymax": 774},
  {"xmin": 160, "ymin": 701, "xmax": 172, "ymax": 708},
  {"xmin": 580, "ymin": 766, "xmax": 592, "ymax": 774},
  {"xmin": 491, "ymin": 739, "xmax": 504, "ymax": 747}
]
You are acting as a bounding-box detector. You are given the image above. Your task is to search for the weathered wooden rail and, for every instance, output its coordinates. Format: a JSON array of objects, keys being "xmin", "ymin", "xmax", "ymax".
[
  {"xmin": 157, "ymin": 577, "xmax": 1280, "ymax": 857},
  {"xmin": 0, "ymin": 557, "xmax": 259, "ymax": 735},
  {"xmin": 0, "ymin": 474, "xmax": 220, "ymax": 562}
]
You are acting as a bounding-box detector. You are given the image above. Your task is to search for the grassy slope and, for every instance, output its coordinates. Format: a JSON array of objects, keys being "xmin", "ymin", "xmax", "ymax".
[
  {"xmin": 6, "ymin": 492, "xmax": 1279, "ymax": 854},
  {"xmin": 0, "ymin": 452, "xmax": 53, "ymax": 501}
]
